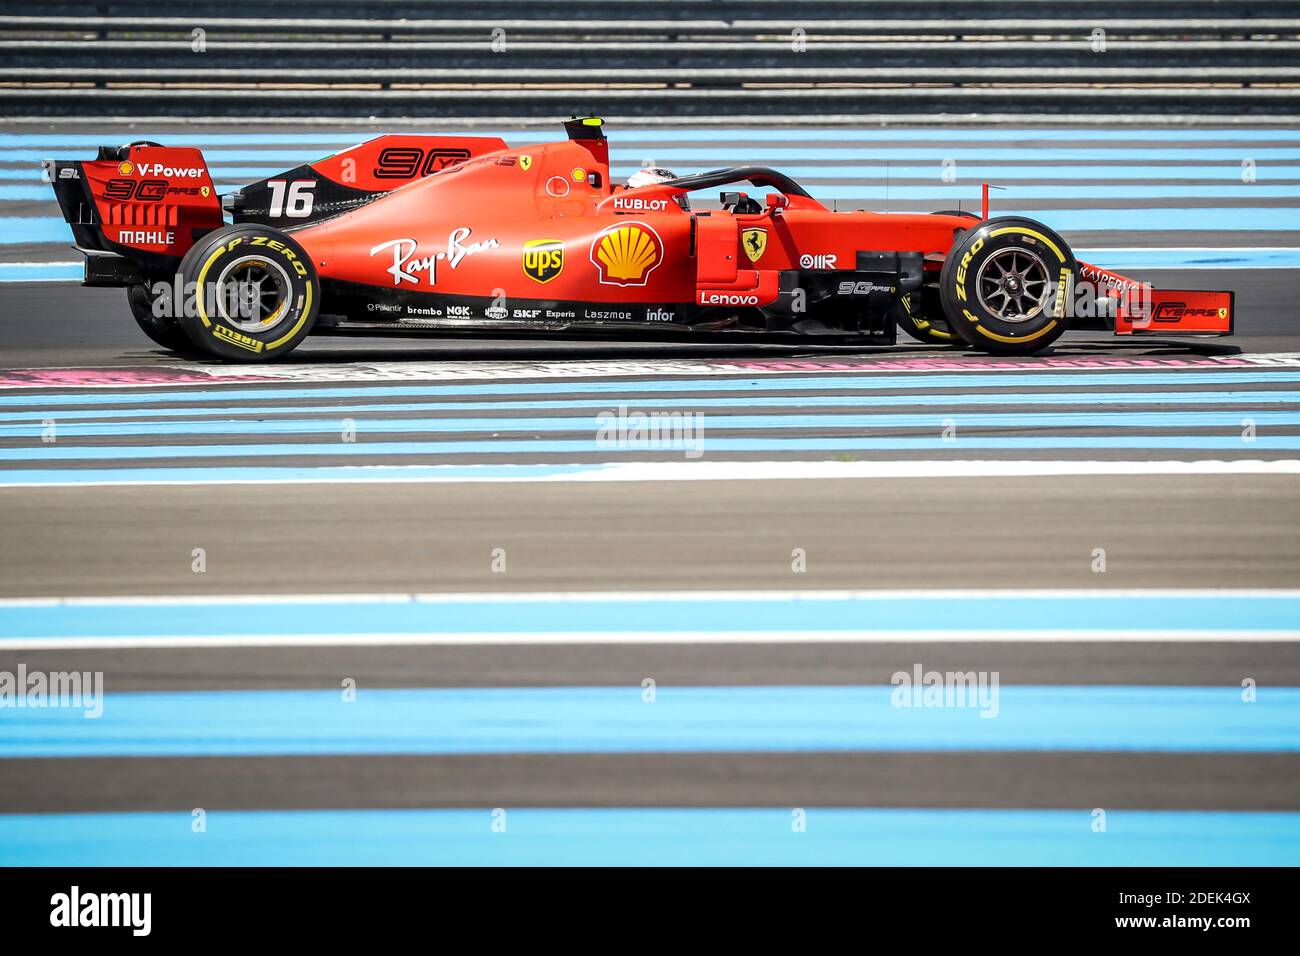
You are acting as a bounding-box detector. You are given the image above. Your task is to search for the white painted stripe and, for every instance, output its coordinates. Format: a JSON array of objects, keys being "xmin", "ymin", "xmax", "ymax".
[
  {"xmin": 2, "ymin": 629, "xmax": 1297, "ymax": 650},
  {"xmin": 549, "ymin": 459, "xmax": 1300, "ymax": 483},
  {"xmin": 1, "ymin": 588, "xmax": 1296, "ymax": 608},
  {"xmin": 5, "ymin": 457, "xmax": 1299, "ymax": 488}
]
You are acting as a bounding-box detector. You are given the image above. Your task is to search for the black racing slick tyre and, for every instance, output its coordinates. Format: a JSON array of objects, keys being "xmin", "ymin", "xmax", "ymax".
[
  {"xmin": 175, "ymin": 224, "xmax": 319, "ymax": 362},
  {"xmin": 939, "ymin": 216, "xmax": 1076, "ymax": 355},
  {"xmin": 126, "ymin": 282, "xmax": 203, "ymax": 356},
  {"xmin": 896, "ymin": 285, "xmax": 967, "ymax": 347}
]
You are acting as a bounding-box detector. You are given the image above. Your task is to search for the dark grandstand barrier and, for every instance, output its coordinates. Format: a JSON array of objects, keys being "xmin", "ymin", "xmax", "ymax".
[
  {"xmin": 4, "ymin": 41, "xmax": 1296, "ymax": 71},
  {"xmin": 4, "ymin": 15, "xmax": 1299, "ymax": 38},
  {"xmin": 6, "ymin": 0, "xmax": 1299, "ymax": 21},
  {"xmin": 5, "ymin": 66, "xmax": 1299, "ymax": 85},
  {"xmin": 0, "ymin": 0, "xmax": 1297, "ymax": 118}
]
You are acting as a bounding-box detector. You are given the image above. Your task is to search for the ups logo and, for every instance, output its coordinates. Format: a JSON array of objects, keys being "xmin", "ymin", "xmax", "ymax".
[{"xmin": 523, "ymin": 238, "xmax": 564, "ymax": 283}]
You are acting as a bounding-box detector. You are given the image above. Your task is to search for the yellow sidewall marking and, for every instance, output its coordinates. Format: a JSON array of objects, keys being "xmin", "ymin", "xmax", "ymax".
[
  {"xmin": 988, "ymin": 226, "xmax": 1065, "ymax": 263},
  {"xmin": 975, "ymin": 320, "xmax": 1058, "ymax": 344},
  {"xmin": 194, "ymin": 244, "xmax": 227, "ymax": 329}
]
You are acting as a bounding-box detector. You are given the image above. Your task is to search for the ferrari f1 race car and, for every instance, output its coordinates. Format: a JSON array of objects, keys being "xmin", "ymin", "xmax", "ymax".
[{"xmin": 45, "ymin": 117, "xmax": 1233, "ymax": 362}]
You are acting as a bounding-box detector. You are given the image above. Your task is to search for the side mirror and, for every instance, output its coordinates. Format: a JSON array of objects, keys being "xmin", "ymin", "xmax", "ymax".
[{"xmin": 765, "ymin": 193, "xmax": 789, "ymax": 215}]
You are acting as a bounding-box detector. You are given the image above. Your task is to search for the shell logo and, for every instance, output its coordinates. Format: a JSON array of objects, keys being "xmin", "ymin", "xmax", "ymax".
[
  {"xmin": 117, "ymin": 161, "xmax": 134, "ymax": 176},
  {"xmin": 589, "ymin": 222, "xmax": 663, "ymax": 286}
]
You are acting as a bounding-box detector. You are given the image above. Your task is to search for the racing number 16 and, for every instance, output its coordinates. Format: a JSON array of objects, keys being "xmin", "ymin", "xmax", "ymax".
[{"xmin": 267, "ymin": 180, "xmax": 316, "ymax": 219}]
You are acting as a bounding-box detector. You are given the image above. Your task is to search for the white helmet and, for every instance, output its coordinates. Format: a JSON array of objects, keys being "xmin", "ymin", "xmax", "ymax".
[{"xmin": 625, "ymin": 167, "xmax": 677, "ymax": 189}]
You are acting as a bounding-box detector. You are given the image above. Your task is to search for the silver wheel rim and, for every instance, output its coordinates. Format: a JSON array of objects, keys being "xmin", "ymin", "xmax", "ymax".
[
  {"xmin": 215, "ymin": 255, "xmax": 293, "ymax": 333},
  {"xmin": 975, "ymin": 247, "xmax": 1050, "ymax": 324}
]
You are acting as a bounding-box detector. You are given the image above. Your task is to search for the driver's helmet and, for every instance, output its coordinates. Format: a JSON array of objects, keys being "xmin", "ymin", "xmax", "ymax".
[{"xmin": 625, "ymin": 167, "xmax": 678, "ymax": 189}]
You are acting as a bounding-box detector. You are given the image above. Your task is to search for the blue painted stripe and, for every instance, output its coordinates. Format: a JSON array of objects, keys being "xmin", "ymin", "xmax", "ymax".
[
  {"xmin": 13, "ymin": 146, "xmax": 1300, "ymax": 163},
  {"xmin": 1000, "ymin": 208, "xmax": 1299, "ymax": 231},
  {"xmin": 9, "ymin": 163, "xmax": 1300, "ymax": 183},
  {"xmin": 1, "ymin": 686, "xmax": 1296, "ymax": 757},
  {"xmin": 8, "ymin": 128, "xmax": 1300, "ymax": 148},
  {"xmin": 10, "ymin": 166, "xmax": 1300, "ymax": 187},
  {"xmin": 4, "ymin": 807, "xmax": 1296, "ymax": 866},
  {"xmin": 0, "ymin": 261, "xmax": 79, "ymax": 282},
  {"xmin": 0, "ymin": 185, "xmax": 54, "ymax": 201},
  {"xmin": 6, "ymin": 371, "xmax": 1299, "ymax": 409},
  {"xmin": 1077, "ymin": 247, "xmax": 1300, "ymax": 269},
  {"xmin": 0, "ymin": 217, "xmax": 73, "ymax": 245},
  {"xmin": 819, "ymin": 185, "xmax": 1300, "ymax": 199},
  {"xmin": 4, "ymin": 434, "xmax": 1299, "ymax": 462},
  {"xmin": 4, "ymin": 409, "xmax": 1296, "ymax": 439},
  {"xmin": 614, "ymin": 148, "xmax": 1300, "ymax": 163},
  {"xmin": 5, "ymin": 390, "xmax": 1296, "ymax": 424},
  {"xmin": 4, "ymin": 592, "xmax": 1295, "ymax": 640}
]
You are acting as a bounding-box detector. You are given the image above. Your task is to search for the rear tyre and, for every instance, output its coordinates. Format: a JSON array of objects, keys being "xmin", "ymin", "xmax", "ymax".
[
  {"xmin": 939, "ymin": 216, "xmax": 1075, "ymax": 355},
  {"xmin": 175, "ymin": 223, "xmax": 319, "ymax": 362},
  {"xmin": 127, "ymin": 282, "xmax": 203, "ymax": 355}
]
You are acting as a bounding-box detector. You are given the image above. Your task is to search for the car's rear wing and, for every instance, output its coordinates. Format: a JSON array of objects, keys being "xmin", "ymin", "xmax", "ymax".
[{"xmin": 44, "ymin": 142, "xmax": 224, "ymax": 284}]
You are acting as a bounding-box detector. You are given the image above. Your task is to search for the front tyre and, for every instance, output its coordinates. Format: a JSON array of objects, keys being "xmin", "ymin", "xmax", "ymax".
[
  {"xmin": 176, "ymin": 224, "xmax": 319, "ymax": 362},
  {"xmin": 939, "ymin": 216, "xmax": 1075, "ymax": 355}
]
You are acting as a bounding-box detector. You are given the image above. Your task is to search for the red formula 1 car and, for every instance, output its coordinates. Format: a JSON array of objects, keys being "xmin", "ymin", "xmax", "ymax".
[{"xmin": 45, "ymin": 117, "xmax": 1233, "ymax": 362}]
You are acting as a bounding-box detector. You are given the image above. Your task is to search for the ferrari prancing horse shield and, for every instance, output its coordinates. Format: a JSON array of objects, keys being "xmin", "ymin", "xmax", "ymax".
[{"xmin": 742, "ymin": 227, "xmax": 767, "ymax": 263}]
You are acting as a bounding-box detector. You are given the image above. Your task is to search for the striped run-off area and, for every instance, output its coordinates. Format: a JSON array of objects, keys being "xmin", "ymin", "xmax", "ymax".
[
  {"xmin": 3, "ymin": 125, "xmax": 1300, "ymax": 280},
  {"xmin": 1, "ymin": 353, "xmax": 1299, "ymax": 864},
  {"xmin": 0, "ymin": 354, "xmax": 1300, "ymax": 478},
  {"xmin": 3, "ymin": 355, "xmax": 1300, "ymax": 484}
]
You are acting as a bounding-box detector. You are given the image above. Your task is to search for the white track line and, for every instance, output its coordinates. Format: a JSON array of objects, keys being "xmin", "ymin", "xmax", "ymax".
[{"xmin": 4, "ymin": 458, "xmax": 1300, "ymax": 488}]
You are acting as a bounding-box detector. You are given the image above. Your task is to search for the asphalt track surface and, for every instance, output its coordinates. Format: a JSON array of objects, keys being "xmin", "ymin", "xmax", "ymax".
[
  {"xmin": 0, "ymin": 267, "xmax": 1295, "ymax": 363},
  {"xmin": 1, "ymin": 126, "xmax": 1299, "ymax": 866}
]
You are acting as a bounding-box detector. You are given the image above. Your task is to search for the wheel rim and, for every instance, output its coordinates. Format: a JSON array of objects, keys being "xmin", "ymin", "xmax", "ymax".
[
  {"xmin": 215, "ymin": 255, "xmax": 293, "ymax": 333},
  {"xmin": 975, "ymin": 247, "xmax": 1050, "ymax": 323}
]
